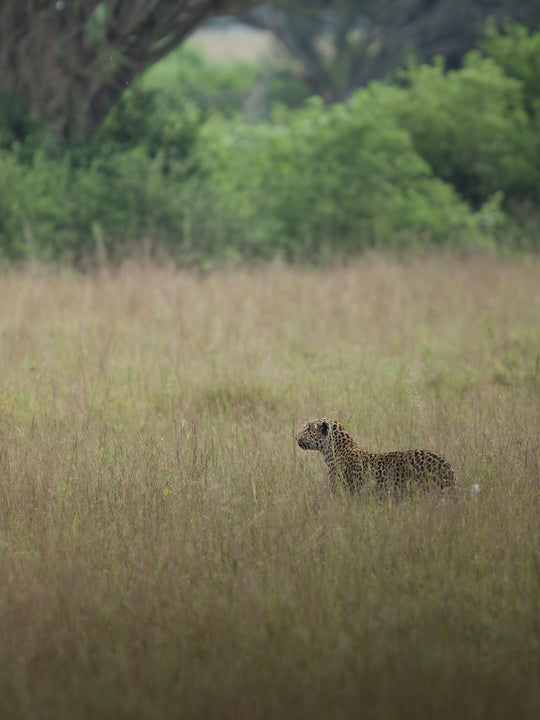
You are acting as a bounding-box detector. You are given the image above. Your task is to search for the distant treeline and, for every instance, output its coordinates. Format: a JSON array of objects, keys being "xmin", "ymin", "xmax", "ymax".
[{"xmin": 0, "ymin": 22, "xmax": 539, "ymax": 265}]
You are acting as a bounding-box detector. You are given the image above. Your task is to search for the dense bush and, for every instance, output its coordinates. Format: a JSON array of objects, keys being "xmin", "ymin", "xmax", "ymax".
[
  {"xmin": 0, "ymin": 48, "xmax": 230, "ymax": 261},
  {"xmin": 481, "ymin": 20, "xmax": 540, "ymax": 117},
  {"xmin": 0, "ymin": 146, "xmax": 192, "ymax": 261},
  {"xmin": 91, "ymin": 87, "xmax": 201, "ymax": 172},
  {"xmin": 379, "ymin": 53, "xmax": 539, "ymax": 207},
  {"xmin": 184, "ymin": 97, "xmax": 481, "ymax": 261},
  {"xmin": 0, "ymin": 25, "xmax": 539, "ymax": 264}
]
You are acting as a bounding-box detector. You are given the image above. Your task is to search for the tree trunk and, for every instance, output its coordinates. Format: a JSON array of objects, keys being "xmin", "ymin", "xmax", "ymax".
[
  {"xmin": 0, "ymin": 0, "xmax": 259, "ymax": 142},
  {"xmin": 240, "ymin": 0, "xmax": 540, "ymax": 105}
]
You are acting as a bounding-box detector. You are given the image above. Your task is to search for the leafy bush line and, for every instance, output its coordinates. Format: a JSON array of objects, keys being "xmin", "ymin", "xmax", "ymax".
[{"xmin": 0, "ymin": 23, "xmax": 539, "ymax": 264}]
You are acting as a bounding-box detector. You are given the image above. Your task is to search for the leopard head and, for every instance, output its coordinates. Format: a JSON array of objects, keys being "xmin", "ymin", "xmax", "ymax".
[{"xmin": 297, "ymin": 418, "xmax": 333, "ymax": 453}]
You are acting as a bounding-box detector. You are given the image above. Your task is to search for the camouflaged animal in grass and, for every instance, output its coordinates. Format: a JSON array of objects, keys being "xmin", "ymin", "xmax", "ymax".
[{"xmin": 297, "ymin": 418, "xmax": 456, "ymax": 496}]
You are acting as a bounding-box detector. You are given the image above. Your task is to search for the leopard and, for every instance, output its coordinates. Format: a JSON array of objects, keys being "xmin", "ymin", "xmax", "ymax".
[{"xmin": 297, "ymin": 418, "xmax": 456, "ymax": 497}]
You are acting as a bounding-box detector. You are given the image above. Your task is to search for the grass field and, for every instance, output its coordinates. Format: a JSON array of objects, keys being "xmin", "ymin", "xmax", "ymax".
[{"xmin": 0, "ymin": 256, "xmax": 538, "ymax": 719}]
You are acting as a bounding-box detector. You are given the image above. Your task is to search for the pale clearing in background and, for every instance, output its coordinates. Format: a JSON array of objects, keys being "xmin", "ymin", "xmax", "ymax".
[{"xmin": 189, "ymin": 23, "xmax": 273, "ymax": 61}]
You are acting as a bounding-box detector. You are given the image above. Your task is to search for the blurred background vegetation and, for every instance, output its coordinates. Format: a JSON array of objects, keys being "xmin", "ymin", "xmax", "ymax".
[{"xmin": 1, "ymin": 1, "xmax": 539, "ymax": 266}]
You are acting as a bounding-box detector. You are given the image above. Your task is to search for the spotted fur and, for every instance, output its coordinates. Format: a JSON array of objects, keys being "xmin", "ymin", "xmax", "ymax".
[{"xmin": 297, "ymin": 418, "xmax": 456, "ymax": 496}]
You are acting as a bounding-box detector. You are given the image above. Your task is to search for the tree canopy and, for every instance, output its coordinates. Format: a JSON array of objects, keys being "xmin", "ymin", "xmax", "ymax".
[
  {"xmin": 0, "ymin": 0, "xmax": 259, "ymax": 141},
  {"xmin": 2, "ymin": 1, "xmax": 539, "ymax": 140},
  {"xmin": 240, "ymin": 0, "xmax": 540, "ymax": 104}
]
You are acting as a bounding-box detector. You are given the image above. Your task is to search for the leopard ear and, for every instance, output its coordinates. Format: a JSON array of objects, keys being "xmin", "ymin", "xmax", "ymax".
[{"xmin": 318, "ymin": 420, "xmax": 329, "ymax": 436}]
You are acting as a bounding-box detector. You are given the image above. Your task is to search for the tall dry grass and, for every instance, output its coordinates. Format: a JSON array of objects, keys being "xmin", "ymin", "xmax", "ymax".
[{"xmin": 0, "ymin": 256, "xmax": 538, "ymax": 719}]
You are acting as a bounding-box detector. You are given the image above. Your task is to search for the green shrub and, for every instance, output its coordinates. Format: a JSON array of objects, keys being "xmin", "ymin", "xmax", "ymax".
[
  {"xmin": 481, "ymin": 20, "xmax": 540, "ymax": 117},
  {"xmin": 185, "ymin": 96, "xmax": 480, "ymax": 260},
  {"xmin": 0, "ymin": 147, "xmax": 189, "ymax": 262},
  {"xmin": 378, "ymin": 53, "xmax": 539, "ymax": 207},
  {"xmin": 91, "ymin": 86, "xmax": 202, "ymax": 175}
]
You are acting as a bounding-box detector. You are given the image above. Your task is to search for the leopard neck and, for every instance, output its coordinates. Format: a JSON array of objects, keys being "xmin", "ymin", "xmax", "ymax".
[{"xmin": 324, "ymin": 423, "xmax": 365, "ymax": 465}]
